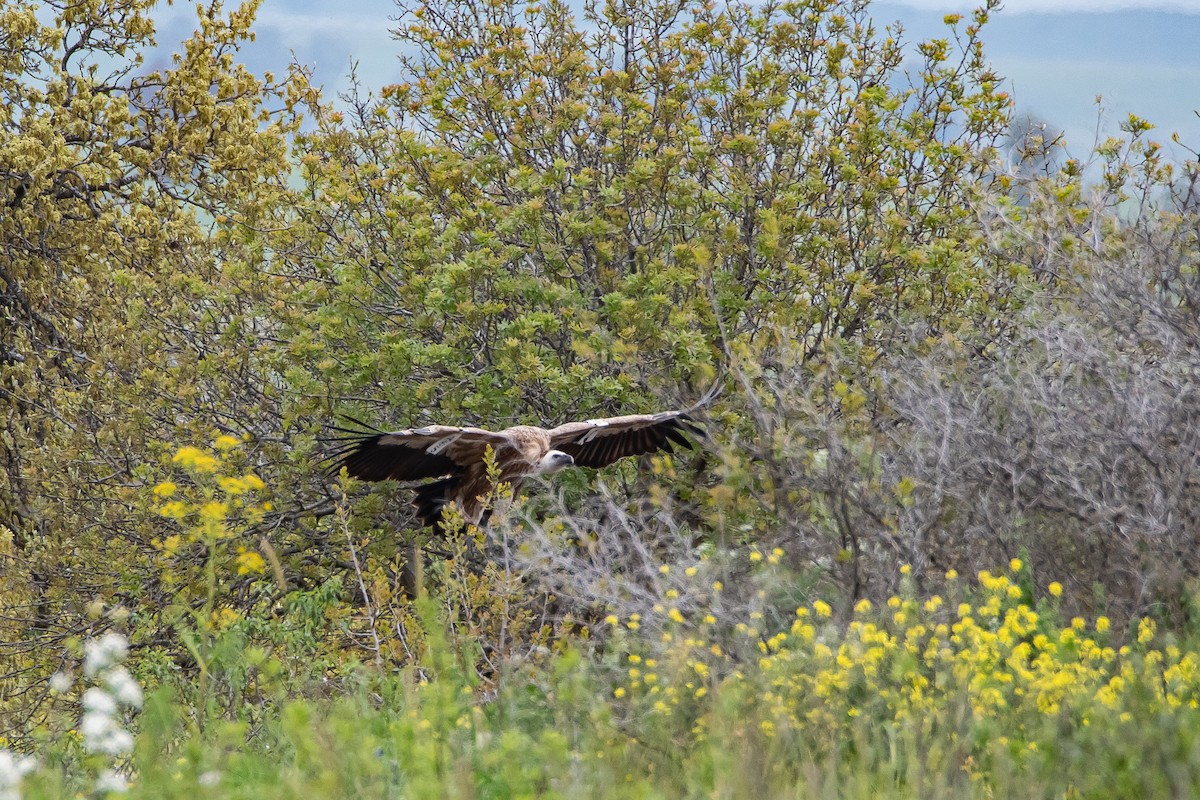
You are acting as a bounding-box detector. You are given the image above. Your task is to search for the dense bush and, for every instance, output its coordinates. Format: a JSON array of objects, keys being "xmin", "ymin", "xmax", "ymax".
[{"xmin": 0, "ymin": 0, "xmax": 307, "ymax": 735}]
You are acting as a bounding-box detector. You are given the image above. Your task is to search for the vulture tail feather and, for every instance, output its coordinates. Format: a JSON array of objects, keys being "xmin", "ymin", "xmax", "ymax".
[{"xmin": 412, "ymin": 476, "xmax": 460, "ymax": 528}]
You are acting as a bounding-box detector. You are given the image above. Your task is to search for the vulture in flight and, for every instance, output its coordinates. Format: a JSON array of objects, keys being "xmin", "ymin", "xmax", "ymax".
[{"xmin": 327, "ymin": 410, "xmax": 703, "ymax": 528}]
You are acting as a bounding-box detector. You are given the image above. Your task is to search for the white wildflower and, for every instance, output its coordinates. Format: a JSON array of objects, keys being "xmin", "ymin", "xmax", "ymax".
[
  {"xmin": 80, "ymin": 711, "xmax": 116, "ymax": 747},
  {"xmin": 80, "ymin": 711, "xmax": 134, "ymax": 756},
  {"xmin": 106, "ymin": 729, "xmax": 134, "ymax": 757},
  {"xmin": 95, "ymin": 768, "xmax": 128, "ymax": 794},
  {"xmin": 198, "ymin": 771, "xmax": 221, "ymax": 787},
  {"xmin": 70, "ymin": 633, "xmax": 145, "ymax": 790},
  {"xmin": 83, "ymin": 633, "xmax": 129, "ymax": 677},
  {"xmin": 82, "ymin": 687, "xmax": 117, "ymax": 716},
  {"xmin": 108, "ymin": 729, "xmax": 135, "ymax": 762},
  {"xmin": 48, "ymin": 671, "xmax": 73, "ymax": 694},
  {"xmin": 92, "ymin": 727, "xmax": 133, "ymax": 758},
  {"xmin": 103, "ymin": 668, "xmax": 143, "ymax": 709},
  {"xmin": 0, "ymin": 749, "xmax": 36, "ymax": 800}
]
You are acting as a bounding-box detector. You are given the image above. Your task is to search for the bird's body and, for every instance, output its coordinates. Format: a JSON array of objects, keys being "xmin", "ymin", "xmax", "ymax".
[{"xmin": 327, "ymin": 411, "xmax": 702, "ymax": 527}]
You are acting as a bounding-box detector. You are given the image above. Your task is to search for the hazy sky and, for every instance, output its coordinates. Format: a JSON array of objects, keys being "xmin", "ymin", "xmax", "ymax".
[{"xmin": 151, "ymin": 0, "xmax": 1200, "ymax": 157}]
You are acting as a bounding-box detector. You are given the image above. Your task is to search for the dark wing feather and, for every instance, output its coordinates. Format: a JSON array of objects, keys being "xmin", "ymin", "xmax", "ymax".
[
  {"xmin": 324, "ymin": 422, "xmax": 510, "ymax": 482},
  {"xmin": 547, "ymin": 411, "xmax": 704, "ymax": 468}
]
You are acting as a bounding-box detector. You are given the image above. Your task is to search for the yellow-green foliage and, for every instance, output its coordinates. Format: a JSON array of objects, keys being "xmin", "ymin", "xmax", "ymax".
[
  {"xmin": 0, "ymin": 0, "xmax": 307, "ymax": 731},
  {"xmin": 14, "ymin": 462, "xmax": 1200, "ymax": 797},
  {"xmin": 273, "ymin": 0, "xmax": 1018, "ymax": 424}
]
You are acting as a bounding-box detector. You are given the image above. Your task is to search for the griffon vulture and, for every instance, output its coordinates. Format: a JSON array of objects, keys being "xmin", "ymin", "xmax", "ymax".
[{"xmin": 327, "ymin": 411, "xmax": 703, "ymax": 528}]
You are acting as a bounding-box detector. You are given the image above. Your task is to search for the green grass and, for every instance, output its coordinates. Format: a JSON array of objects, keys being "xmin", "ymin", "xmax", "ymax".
[{"xmin": 13, "ymin": 570, "xmax": 1200, "ymax": 799}]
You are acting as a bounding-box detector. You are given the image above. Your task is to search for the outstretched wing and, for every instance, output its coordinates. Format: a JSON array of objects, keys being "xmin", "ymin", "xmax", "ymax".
[
  {"xmin": 325, "ymin": 420, "xmax": 512, "ymax": 482},
  {"xmin": 547, "ymin": 411, "xmax": 703, "ymax": 468}
]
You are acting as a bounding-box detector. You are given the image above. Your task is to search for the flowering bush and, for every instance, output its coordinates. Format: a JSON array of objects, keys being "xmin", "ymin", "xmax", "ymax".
[
  {"xmin": 153, "ymin": 439, "xmax": 272, "ymax": 590},
  {"xmin": 148, "ymin": 439, "xmax": 276, "ymax": 671}
]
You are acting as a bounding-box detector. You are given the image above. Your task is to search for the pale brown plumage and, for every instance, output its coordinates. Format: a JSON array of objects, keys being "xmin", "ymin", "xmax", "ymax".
[{"xmin": 326, "ymin": 411, "xmax": 702, "ymax": 528}]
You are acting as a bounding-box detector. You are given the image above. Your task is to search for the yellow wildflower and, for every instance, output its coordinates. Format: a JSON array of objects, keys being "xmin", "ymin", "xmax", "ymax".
[
  {"xmin": 1048, "ymin": 582, "xmax": 1063, "ymax": 597},
  {"xmin": 172, "ymin": 446, "xmax": 218, "ymax": 473},
  {"xmin": 158, "ymin": 501, "xmax": 188, "ymax": 520},
  {"xmin": 211, "ymin": 607, "xmax": 239, "ymax": 629},
  {"xmin": 214, "ymin": 435, "xmax": 241, "ymax": 451},
  {"xmin": 219, "ymin": 476, "xmax": 247, "ymax": 495},
  {"xmin": 172, "ymin": 446, "xmax": 204, "ymax": 465},
  {"xmin": 152, "ymin": 481, "xmax": 177, "ymax": 498},
  {"xmin": 199, "ymin": 501, "xmax": 227, "ymax": 520},
  {"xmin": 235, "ymin": 549, "xmax": 266, "ymax": 576}
]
